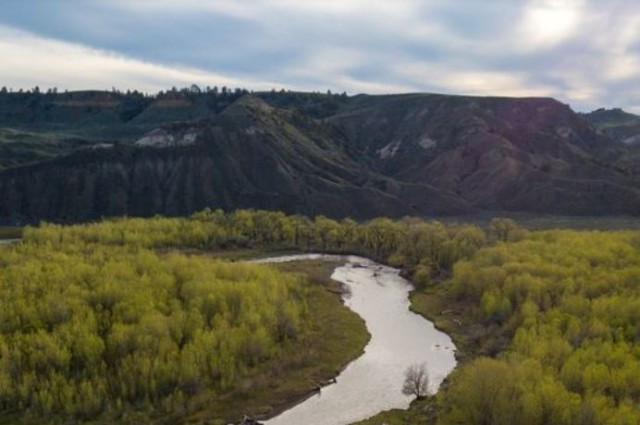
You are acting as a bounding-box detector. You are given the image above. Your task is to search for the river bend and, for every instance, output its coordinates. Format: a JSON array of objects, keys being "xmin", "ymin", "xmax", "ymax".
[{"xmin": 254, "ymin": 254, "xmax": 457, "ymax": 425}]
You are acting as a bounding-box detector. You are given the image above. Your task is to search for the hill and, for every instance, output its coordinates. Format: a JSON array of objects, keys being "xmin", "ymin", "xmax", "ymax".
[
  {"xmin": 0, "ymin": 90, "xmax": 639, "ymax": 221},
  {"xmin": 580, "ymin": 108, "xmax": 640, "ymax": 145},
  {"xmin": 0, "ymin": 88, "xmax": 247, "ymax": 170},
  {"xmin": 333, "ymin": 94, "xmax": 640, "ymax": 214}
]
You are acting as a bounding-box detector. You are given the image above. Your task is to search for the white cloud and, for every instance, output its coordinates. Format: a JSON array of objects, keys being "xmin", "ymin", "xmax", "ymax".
[
  {"xmin": 107, "ymin": 0, "xmax": 443, "ymax": 47},
  {"xmin": 0, "ymin": 24, "xmax": 277, "ymax": 92},
  {"xmin": 108, "ymin": 0, "xmax": 422, "ymax": 19},
  {"xmin": 440, "ymin": 70, "xmax": 555, "ymax": 98},
  {"xmin": 518, "ymin": 0, "xmax": 584, "ymax": 50},
  {"xmin": 393, "ymin": 61, "xmax": 556, "ymax": 98},
  {"xmin": 605, "ymin": 53, "xmax": 640, "ymax": 81},
  {"xmin": 593, "ymin": 12, "xmax": 640, "ymax": 82}
]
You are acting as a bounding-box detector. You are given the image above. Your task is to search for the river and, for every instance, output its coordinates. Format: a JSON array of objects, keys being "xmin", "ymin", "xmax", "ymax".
[{"xmin": 253, "ymin": 254, "xmax": 457, "ymax": 425}]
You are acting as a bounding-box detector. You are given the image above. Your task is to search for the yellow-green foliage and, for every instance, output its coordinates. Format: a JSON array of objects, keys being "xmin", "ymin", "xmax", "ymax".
[
  {"xmin": 439, "ymin": 230, "xmax": 640, "ymax": 425},
  {"xmin": 7, "ymin": 209, "xmax": 488, "ymax": 421},
  {"xmin": 0, "ymin": 234, "xmax": 306, "ymax": 421},
  {"xmin": 25, "ymin": 209, "xmax": 487, "ymax": 279}
]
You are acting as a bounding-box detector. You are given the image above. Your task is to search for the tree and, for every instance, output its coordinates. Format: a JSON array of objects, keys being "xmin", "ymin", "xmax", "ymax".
[
  {"xmin": 402, "ymin": 363, "xmax": 429, "ymax": 399},
  {"xmin": 489, "ymin": 217, "xmax": 527, "ymax": 242}
]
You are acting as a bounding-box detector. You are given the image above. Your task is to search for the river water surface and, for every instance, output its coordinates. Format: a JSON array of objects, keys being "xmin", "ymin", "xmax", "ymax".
[{"xmin": 254, "ymin": 254, "xmax": 457, "ymax": 425}]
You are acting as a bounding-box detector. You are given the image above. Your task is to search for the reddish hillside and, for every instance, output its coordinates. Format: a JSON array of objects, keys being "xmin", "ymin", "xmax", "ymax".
[{"xmin": 332, "ymin": 94, "xmax": 640, "ymax": 215}]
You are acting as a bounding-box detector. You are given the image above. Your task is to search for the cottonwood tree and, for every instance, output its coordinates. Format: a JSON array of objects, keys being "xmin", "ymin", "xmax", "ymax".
[
  {"xmin": 402, "ymin": 363, "xmax": 430, "ymax": 399},
  {"xmin": 489, "ymin": 217, "xmax": 527, "ymax": 242}
]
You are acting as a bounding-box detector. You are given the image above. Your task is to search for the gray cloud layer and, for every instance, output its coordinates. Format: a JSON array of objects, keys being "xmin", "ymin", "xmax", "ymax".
[{"xmin": 1, "ymin": 0, "xmax": 640, "ymax": 112}]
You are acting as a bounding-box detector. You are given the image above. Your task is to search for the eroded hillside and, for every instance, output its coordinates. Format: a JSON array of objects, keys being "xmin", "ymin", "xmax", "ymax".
[{"xmin": 0, "ymin": 90, "xmax": 639, "ymax": 221}]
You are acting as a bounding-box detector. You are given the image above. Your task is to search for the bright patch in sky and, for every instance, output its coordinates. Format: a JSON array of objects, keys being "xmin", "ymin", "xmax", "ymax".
[
  {"xmin": 521, "ymin": 0, "xmax": 582, "ymax": 48},
  {"xmin": 1, "ymin": 0, "xmax": 640, "ymax": 112}
]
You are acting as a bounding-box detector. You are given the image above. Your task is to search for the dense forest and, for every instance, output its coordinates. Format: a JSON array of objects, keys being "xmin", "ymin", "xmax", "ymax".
[
  {"xmin": 0, "ymin": 209, "xmax": 488, "ymax": 423},
  {"xmin": 438, "ymin": 230, "xmax": 640, "ymax": 425},
  {"xmin": 5, "ymin": 209, "xmax": 638, "ymax": 424},
  {"xmin": 0, "ymin": 239, "xmax": 308, "ymax": 421}
]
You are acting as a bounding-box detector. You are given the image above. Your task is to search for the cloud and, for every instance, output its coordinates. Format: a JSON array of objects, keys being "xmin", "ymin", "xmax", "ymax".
[
  {"xmin": 1, "ymin": 1, "xmax": 640, "ymax": 113},
  {"xmin": 0, "ymin": 24, "xmax": 278, "ymax": 92},
  {"xmin": 390, "ymin": 61, "xmax": 557, "ymax": 98},
  {"xmin": 518, "ymin": 0, "xmax": 584, "ymax": 50}
]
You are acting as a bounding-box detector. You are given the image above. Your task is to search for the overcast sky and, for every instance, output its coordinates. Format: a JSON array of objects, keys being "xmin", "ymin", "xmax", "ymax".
[{"xmin": 1, "ymin": 0, "xmax": 639, "ymax": 112}]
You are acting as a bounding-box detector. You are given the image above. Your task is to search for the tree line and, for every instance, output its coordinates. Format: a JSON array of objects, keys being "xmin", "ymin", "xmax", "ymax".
[
  {"xmin": 26, "ymin": 208, "xmax": 493, "ymax": 283},
  {"xmin": 0, "ymin": 86, "xmax": 351, "ymax": 125}
]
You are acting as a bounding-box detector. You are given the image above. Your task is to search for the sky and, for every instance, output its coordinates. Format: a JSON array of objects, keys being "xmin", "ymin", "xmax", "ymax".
[{"xmin": 1, "ymin": 0, "xmax": 640, "ymax": 112}]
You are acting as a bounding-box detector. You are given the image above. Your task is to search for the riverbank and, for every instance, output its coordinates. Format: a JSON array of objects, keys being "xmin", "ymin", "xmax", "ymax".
[
  {"xmin": 0, "ymin": 257, "xmax": 369, "ymax": 425},
  {"xmin": 258, "ymin": 255, "xmax": 455, "ymax": 425},
  {"xmin": 179, "ymin": 259, "xmax": 370, "ymax": 424},
  {"xmin": 0, "ymin": 212, "xmax": 485, "ymax": 425},
  {"xmin": 352, "ymin": 280, "xmax": 501, "ymax": 425},
  {"xmin": 0, "ymin": 234, "xmax": 462, "ymax": 425},
  {"xmin": 206, "ymin": 250, "xmax": 465, "ymax": 425}
]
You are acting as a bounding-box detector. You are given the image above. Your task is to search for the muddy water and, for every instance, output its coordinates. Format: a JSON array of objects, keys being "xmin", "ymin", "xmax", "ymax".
[{"xmin": 254, "ymin": 254, "xmax": 457, "ymax": 425}]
